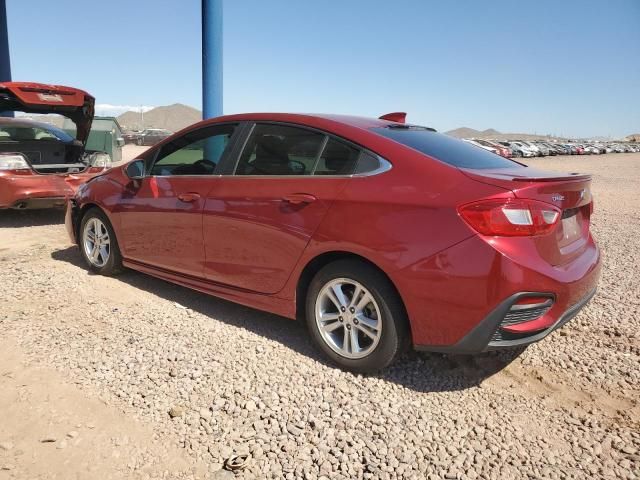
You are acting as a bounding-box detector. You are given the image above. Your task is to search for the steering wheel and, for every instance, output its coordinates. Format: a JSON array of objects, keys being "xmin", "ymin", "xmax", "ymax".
[
  {"xmin": 193, "ymin": 159, "xmax": 216, "ymax": 174},
  {"xmin": 288, "ymin": 159, "xmax": 306, "ymax": 175}
]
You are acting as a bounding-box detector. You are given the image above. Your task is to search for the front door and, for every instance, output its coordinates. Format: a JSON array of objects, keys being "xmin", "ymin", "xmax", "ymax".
[
  {"xmin": 202, "ymin": 123, "xmax": 361, "ymax": 294},
  {"xmin": 116, "ymin": 123, "xmax": 239, "ymax": 277}
]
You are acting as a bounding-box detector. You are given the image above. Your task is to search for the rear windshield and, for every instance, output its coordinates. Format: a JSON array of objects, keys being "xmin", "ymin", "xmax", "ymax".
[
  {"xmin": 0, "ymin": 123, "xmax": 75, "ymax": 143},
  {"xmin": 372, "ymin": 127, "xmax": 522, "ymax": 169}
]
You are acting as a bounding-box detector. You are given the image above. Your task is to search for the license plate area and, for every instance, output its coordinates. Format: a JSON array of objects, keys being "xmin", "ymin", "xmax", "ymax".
[{"xmin": 560, "ymin": 210, "xmax": 581, "ymax": 243}]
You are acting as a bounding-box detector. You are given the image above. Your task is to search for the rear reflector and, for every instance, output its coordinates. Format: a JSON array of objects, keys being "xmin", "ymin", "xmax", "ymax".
[{"xmin": 458, "ymin": 198, "xmax": 561, "ymax": 236}]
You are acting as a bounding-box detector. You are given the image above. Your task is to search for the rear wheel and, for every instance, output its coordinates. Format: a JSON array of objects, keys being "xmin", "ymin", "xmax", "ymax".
[
  {"xmin": 305, "ymin": 259, "xmax": 408, "ymax": 372},
  {"xmin": 79, "ymin": 208, "xmax": 123, "ymax": 276}
]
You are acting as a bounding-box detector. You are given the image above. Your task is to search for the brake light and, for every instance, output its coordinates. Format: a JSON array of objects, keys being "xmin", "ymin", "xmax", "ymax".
[
  {"xmin": 0, "ymin": 153, "xmax": 31, "ymax": 171},
  {"xmin": 458, "ymin": 198, "xmax": 561, "ymax": 236}
]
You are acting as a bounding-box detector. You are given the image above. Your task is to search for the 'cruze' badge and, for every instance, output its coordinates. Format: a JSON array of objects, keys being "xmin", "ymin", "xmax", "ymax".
[{"xmin": 551, "ymin": 194, "xmax": 565, "ymax": 202}]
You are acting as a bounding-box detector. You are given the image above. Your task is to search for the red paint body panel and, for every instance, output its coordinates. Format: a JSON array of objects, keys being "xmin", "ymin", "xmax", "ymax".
[
  {"xmin": 202, "ymin": 176, "xmax": 350, "ymax": 293},
  {"xmin": 115, "ymin": 176, "xmax": 211, "ymax": 277},
  {"xmin": 68, "ymin": 113, "xmax": 602, "ymax": 352}
]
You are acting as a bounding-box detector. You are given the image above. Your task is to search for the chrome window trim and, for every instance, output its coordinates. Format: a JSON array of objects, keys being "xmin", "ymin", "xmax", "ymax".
[
  {"xmin": 230, "ymin": 120, "xmax": 392, "ymax": 179},
  {"xmin": 144, "ymin": 155, "xmax": 392, "ymax": 179}
]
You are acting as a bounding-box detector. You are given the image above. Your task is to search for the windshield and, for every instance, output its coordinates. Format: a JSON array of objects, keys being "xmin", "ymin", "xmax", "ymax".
[
  {"xmin": 0, "ymin": 123, "xmax": 76, "ymax": 143},
  {"xmin": 373, "ymin": 127, "xmax": 521, "ymax": 169}
]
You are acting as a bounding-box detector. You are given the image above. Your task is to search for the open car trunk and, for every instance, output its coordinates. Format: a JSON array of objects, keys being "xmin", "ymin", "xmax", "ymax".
[{"xmin": 0, "ymin": 82, "xmax": 95, "ymax": 174}]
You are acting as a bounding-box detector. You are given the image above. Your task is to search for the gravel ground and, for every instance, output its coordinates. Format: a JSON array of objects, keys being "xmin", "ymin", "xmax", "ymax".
[{"xmin": 0, "ymin": 153, "xmax": 639, "ymax": 479}]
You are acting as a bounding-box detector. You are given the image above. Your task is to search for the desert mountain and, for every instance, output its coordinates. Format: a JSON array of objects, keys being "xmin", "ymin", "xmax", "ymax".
[
  {"xmin": 445, "ymin": 127, "xmax": 504, "ymax": 138},
  {"xmin": 117, "ymin": 104, "xmax": 202, "ymax": 132}
]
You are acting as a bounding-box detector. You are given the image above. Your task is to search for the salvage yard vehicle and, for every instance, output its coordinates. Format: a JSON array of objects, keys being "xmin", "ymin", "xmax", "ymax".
[
  {"xmin": 63, "ymin": 116, "xmax": 125, "ymax": 165},
  {"xmin": 122, "ymin": 130, "xmax": 142, "ymax": 144},
  {"xmin": 0, "ymin": 82, "xmax": 112, "ymax": 209},
  {"xmin": 67, "ymin": 112, "xmax": 601, "ymax": 372},
  {"xmin": 135, "ymin": 128, "xmax": 172, "ymax": 146}
]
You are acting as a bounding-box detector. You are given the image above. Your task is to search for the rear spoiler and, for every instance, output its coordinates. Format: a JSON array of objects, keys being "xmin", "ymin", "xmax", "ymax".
[
  {"xmin": 379, "ymin": 112, "xmax": 406, "ymax": 123},
  {"xmin": 0, "ymin": 82, "xmax": 95, "ymax": 145}
]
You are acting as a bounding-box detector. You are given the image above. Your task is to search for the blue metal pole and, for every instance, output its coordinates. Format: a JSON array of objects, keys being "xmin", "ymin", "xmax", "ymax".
[
  {"xmin": 202, "ymin": 0, "xmax": 223, "ymax": 119},
  {"xmin": 0, "ymin": 0, "xmax": 13, "ymax": 117}
]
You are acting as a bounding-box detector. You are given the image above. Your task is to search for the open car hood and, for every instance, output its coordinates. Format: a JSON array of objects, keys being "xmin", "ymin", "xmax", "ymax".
[{"xmin": 0, "ymin": 82, "xmax": 95, "ymax": 146}]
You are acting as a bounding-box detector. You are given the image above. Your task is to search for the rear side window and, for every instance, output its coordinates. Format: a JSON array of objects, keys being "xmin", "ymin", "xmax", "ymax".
[
  {"xmin": 373, "ymin": 127, "xmax": 521, "ymax": 169},
  {"xmin": 314, "ymin": 138, "xmax": 360, "ymax": 175},
  {"xmin": 236, "ymin": 124, "xmax": 325, "ymax": 176}
]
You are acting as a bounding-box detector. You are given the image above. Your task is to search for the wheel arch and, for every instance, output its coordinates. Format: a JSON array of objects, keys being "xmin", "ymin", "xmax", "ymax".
[{"xmin": 295, "ymin": 250, "xmax": 412, "ymax": 341}]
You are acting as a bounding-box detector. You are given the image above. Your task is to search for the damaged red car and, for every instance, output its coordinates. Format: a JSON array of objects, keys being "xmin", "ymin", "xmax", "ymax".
[
  {"xmin": 67, "ymin": 112, "xmax": 601, "ymax": 372},
  {"xmin": 0, "ymin": 82, "xmax": 111, "ymax": 209}
]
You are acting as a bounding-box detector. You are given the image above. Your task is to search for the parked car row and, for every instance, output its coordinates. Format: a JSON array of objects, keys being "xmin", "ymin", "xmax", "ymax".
[{"xmin": 463, "ymin": 138, "xmax": 639, "ymax": 158}]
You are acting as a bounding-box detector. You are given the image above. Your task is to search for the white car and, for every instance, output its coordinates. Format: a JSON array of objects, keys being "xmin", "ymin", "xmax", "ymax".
[
  {"xmin": 462, "ymin": 138, "xmax": 499, "ymax": 154},
  {"xmin": 518, "ymin": 141, "xmax": 543, "ymax": 157},
  {"xmin": 508, "ymin": 141, "xmax": 537, "ymax": 158}
]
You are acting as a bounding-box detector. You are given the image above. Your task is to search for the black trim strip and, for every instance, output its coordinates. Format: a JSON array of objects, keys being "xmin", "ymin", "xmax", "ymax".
[{"xmin": 415, "ymin": 289, "xmax": 596, "ymax": 354}]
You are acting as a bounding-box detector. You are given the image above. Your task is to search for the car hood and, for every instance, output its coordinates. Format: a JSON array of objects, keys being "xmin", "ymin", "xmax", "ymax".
[{"xmin": 0, "ymin": 82, "xmax": 95, "ymax": 146}]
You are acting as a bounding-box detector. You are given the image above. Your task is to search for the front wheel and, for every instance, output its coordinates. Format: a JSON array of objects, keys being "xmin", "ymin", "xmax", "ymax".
[
  {"xmin": 305, "ymin": 259, "xmax": 408, "ymax": 372},
  {"xmin": 79, "ymin": 208, "xmax": 123, "ymax": 275}
]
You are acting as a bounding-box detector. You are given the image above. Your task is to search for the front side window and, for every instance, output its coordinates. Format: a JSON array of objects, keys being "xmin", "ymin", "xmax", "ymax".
[{"xmin": 150, "ymin": 124, "xmax": 236, "ymax": 176}]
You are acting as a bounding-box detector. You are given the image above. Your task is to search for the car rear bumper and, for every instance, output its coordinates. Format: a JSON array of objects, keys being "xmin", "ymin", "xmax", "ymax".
[
  {"xmin": 415, "ymin": 287, "xmax": 597, "ymax": 353},
  {"xmin": 0, "ymin": 172, "xmax": 98, "ymax": 209},
  {"xmin": 397, "ymin": 233, "xmax": 601, "ymax": 352}
]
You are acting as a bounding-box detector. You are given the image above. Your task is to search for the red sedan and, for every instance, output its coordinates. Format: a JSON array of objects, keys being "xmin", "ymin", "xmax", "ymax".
[
  {"xmin": 0, "ymin": 82, "xmax": 111, "ymax": 209},
  {"xmin": 67, "ymin": 112, "xmax": 601, "ymax": 371}
]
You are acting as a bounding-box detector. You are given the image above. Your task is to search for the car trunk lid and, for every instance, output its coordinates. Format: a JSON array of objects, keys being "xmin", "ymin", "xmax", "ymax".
[
  {"xmin": 462, "ymin": 166, "xmax": 593, "ymax": 266},
  {"xmin": 0, "ymin": 82, "xmax": 94, "ymax": 146}
]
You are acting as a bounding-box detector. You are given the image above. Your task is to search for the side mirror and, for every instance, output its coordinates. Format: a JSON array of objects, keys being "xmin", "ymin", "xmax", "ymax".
[
  {"xmin": 125, "ymin": 159, "xmax": 145, "ymax": 180},
  {"xmin": 116, "ymin": 137, "xmax": 125, "ymax": 147}
]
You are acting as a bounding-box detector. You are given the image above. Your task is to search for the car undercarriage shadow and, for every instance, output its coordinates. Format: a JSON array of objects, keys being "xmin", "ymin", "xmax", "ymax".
[
  {"xmin": 0, "ymin": 209, "xmax": 65, "ymax": 228},
  {"xmin": 51, "ymin": 245, "xmax": 526, "ymax": 393}
]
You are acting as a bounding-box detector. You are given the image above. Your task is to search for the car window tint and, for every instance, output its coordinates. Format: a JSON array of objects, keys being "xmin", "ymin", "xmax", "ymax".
[
  {"xmin": 314, "ymin": 138, "xmax": 360, "ymax": 175},
  {"xmin": 150, "ymin": 124, "xmax": 237, "ymax": 176},
  {"xmin": 235, "ymin": 124, "xmax": 325, "ymax": 176},
  {"xmin": 373, "ymin": 127, "xmax": 521, "ymax": 169},
  {"xmin": 354, "ymin": 151, "xmax": 381, "ymax": 174}
]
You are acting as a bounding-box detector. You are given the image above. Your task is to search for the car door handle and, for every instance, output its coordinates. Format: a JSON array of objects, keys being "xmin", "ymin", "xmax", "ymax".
[
  {"xmin": 282, "ymin": 193, "xmax": 317, "ymax": 205},
  {"xmin": 178, "ymin": 192, "xmax": 201, "ymax": 203}
]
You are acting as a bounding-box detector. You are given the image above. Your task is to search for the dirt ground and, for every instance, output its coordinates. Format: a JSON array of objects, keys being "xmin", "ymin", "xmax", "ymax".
[{"xmin": 0, "ymin": 150, "xmax": 638, "ymax": 479}]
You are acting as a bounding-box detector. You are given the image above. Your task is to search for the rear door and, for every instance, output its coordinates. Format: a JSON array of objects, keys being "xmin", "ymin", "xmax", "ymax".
[
  {"xmin": 201, "ymin": 122, "xmax": 362, "ymax": 294},
  {"xmin": 116, "ymin": 123, "xmax": 239, "ymax": 277}
]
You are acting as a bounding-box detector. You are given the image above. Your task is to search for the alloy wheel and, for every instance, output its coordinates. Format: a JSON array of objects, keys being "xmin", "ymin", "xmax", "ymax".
[
  {"xmin": 315, "ymin": 278, "xmax": 382, "ymax": 359},
  {"xmin": 83, "ymin": 217, "xmax": 111, "ymax": 268}
]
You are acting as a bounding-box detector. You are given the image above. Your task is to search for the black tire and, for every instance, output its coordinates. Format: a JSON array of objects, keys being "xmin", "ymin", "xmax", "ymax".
[
  {"xmin": 136, "ymin": 138, "xmax": 143, "ymax": 146},
  {"xmin": 79, "ymin": 208, "xmax": 124, "ymax": 276},
  {"xmin": 305, "ymin": 259, "xmax": 409, "ymax": 373}
]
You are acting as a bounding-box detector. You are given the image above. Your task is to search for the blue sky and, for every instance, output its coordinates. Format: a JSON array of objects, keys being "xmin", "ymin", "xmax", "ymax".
[{"xmin": 5, "ymin": 0, "xmax": 640, "ymax": 138}]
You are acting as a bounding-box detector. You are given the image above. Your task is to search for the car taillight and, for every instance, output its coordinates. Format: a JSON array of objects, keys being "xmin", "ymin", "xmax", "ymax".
[
  {"xmin": 458, "ymin": 198, "xmax": 561, "ymax": 236},
  {"xmin": 0, "ymin": 153, "xmax": 31, "ymax": 171},
  {"xmin": 91, "ymin": 152, "xmax": 112, "ymax": 169}
]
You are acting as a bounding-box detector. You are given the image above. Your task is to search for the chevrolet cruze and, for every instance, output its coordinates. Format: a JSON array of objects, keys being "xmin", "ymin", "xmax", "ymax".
[{"xmin": 67, "ymin": 112, "xmax": 601, "ymax": 371}]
